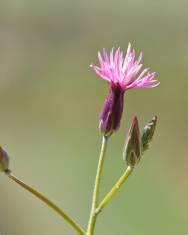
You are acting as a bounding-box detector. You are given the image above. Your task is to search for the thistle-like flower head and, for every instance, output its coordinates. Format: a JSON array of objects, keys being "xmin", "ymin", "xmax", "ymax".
[
  {"xmin": 90, "ymin": 43, "xmax": 159, "ymax": 91},
  {"xmin": 90, "ymin": 44, "xmax": 159, "ymax": 136}
]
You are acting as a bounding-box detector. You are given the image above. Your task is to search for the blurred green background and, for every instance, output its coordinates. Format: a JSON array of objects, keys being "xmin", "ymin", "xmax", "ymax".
[{"xmin": 0, "ymin": 0, "xmax": 187, "ymax": 234}]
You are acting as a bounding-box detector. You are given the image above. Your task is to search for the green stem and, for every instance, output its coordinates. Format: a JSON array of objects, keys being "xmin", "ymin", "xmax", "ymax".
[
  {"xmin": 6, "ymin": 172, "xmax": 85, "ymax": 235},
  {"xmin": 96, "ymin": 166, "xmax": 133, "ymax": 214},
  {"xmin": 86, "ymin": 136, "xmax": 108, "ymax": 235}
]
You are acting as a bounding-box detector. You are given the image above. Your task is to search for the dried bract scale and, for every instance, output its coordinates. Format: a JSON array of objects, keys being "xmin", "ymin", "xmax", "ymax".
[{"xmin": 141, "ymin": 116, "xmax": 158, "ymax": 152}]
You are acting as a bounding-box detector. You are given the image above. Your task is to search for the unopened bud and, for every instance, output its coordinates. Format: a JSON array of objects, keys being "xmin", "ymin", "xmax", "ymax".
[
  {"xmin": 141, "ymin": 116, "xmax": 158, "ymax": 152},
  {"xmin": 123, "ymin": 117, "xmax": 141, "ymax": 167},
  {"xmin": 0, "ymin": 147, "xmax": 9, "ymax": 172}
]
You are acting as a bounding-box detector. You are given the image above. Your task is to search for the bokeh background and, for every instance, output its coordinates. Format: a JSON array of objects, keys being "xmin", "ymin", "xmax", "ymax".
[{"xmin": 0, "ymin": 0, "xmax": 187, "ymax": 234}]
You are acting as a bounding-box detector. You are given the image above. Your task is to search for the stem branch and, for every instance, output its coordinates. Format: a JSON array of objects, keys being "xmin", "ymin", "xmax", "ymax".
[
  {"xmin": 6, "ymin": 172, "xmax": 85, "ymax": 235},
  {"xmin": 86, "ymin": 136, "xmax": 108, "ymax": 235},
  {"xmin": 96, "ymin": 166, "xmax": 133, "ymax": 214}
]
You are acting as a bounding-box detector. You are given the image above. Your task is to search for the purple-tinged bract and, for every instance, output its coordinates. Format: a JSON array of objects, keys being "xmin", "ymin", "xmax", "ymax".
[
  {"xmin": 90, "ymin": 44, "xmax": 159, "ymax": 136},
  {"xmin": 99, "ymin": 85, "xmax": 124, "ymax": 136}
]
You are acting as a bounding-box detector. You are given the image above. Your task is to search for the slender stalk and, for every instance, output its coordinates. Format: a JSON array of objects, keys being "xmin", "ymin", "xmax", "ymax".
[
  {"xmin": 96, "ymin": 166, "xmax": 133, "ymax": 214},
  {"xmin": 86, "ymin": 136, "xmax": 108, "ymax": 235},
  {"xmin": 6, "ymin": 172, "xmax": 85, "ymax": 235}
]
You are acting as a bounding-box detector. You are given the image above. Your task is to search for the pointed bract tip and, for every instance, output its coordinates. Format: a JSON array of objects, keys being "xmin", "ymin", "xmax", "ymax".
[{"xmin": 132, "ymin": 116, "xmax": 139, "ymax": 125}]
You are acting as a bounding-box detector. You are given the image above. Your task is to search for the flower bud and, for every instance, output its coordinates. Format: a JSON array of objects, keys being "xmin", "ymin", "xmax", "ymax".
[
  {"xmin": 99, "ymin": 85, "xmax": 124, "ymax": 136},
  {"xmin": 141, "ymin": 116, "xmax": 157, "ymax": 152},
  {"xmin": 123, "ymin": 117, "xmax": 141, "ymax": 167},
  {"xmin": 0, "ymin": 146, "xmax": 9, "ymax": 172}
]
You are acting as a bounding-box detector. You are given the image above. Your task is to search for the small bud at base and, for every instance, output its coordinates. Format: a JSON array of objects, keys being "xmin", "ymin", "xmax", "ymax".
[{"xmin": 0, "ymin": 147, "xmax": 9, "ymax": 172}]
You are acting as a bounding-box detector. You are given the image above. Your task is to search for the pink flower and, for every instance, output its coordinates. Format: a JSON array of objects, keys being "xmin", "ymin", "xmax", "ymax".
[
  {"xmin": 90, "ymin": 43, "xmax": 159, "ymax": 91},
  {"xmin": 90, "ymin": 44, "xmax": 159, "ymax": 136}
]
